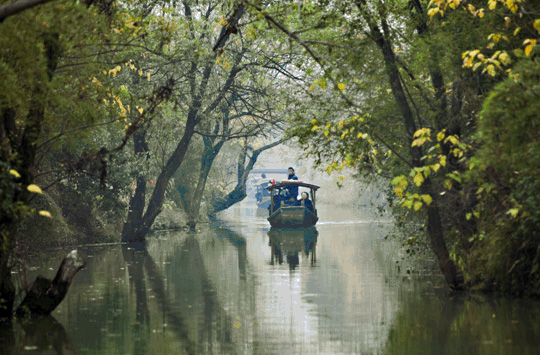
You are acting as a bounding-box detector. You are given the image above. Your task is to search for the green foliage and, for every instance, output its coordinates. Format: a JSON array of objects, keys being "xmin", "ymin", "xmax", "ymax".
[
  {"xmin": 252, "ymin": 0, "xmax": 540, "ymax": 293},
  {"xmin": 467, "ymin": 59, "xmax": 540, "ymax": 295}
]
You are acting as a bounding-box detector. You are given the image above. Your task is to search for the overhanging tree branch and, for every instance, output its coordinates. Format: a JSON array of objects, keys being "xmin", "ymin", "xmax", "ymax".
[{"xmin": 0, "ymin": 0, "xmax": 52, "ymax": 22}]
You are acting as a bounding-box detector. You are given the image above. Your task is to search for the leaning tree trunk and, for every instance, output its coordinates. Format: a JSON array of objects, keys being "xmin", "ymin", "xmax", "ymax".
[
  {"xmin": 356, "ymin": 0, "xmax": 464, "ymax": 290},
  {"xmin": 121, "ymin": 3, "xmax": 246, "ymax": 242},
  {"xmin": 125, "ymin": 120, "xmax": 197, "ymax": 242},
  {"xmin": 209, "ymin": 139, "xmax": 283, "ymax": 216},
  {"xmin": 16, "ymin": 250, "xmax": 86, "ymax": 318},
  {"xmin": 187, "ymin": 136, "xmax": 225, "ymax": 229}
]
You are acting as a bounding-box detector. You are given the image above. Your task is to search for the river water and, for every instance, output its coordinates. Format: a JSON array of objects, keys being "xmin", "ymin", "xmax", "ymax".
[{"xmin": 2, "ymin": 204, "xmax": 540, "ymax": 354}]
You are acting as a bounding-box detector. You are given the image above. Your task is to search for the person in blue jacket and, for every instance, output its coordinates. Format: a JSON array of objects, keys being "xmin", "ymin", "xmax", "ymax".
[
  {"xmin": 298, "ymin": 191, "xmax": 314, "ymax": 212},
  {"xmin": 269, "ymin": 188, "xmax": 286, "ymax": 213},
  {"xmin": 285, "ymin": 167, "xmax": 299, "ymax": 203}
]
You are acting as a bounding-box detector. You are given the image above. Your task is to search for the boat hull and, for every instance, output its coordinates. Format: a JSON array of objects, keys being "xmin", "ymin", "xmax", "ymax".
[{"xmin": 267, "ymin": 206, "xmax": 318, "ymax": 228}]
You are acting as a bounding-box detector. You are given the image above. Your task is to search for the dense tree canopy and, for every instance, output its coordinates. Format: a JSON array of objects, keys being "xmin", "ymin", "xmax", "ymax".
[{"xmin": 240, "ymin": 0, "xmax": 540, "ymax": 294}]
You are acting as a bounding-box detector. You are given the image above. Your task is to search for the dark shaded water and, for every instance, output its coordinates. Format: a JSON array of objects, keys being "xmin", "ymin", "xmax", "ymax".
[{"xmin": 2, "ymin": 204, "xmax": 540, "ymax": 354}]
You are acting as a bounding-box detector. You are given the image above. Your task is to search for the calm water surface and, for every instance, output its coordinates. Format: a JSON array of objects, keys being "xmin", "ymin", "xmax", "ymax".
[{"xmin": 2, "ymin": 204, "xmax": 540, "ymax": 354}]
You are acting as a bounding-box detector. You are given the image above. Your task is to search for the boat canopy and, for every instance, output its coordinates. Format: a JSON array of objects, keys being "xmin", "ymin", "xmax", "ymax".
[{"xmin": 267, "ymin": 181, "xmax": 320, "ymax": 191}]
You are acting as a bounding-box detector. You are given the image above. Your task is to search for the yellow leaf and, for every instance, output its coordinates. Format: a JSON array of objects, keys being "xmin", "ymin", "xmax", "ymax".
[
  {"xmin": 27, "ymin": 184, "xmax": 43, "ymax": 194},
  {"xmin": 437, "ymin": 131, "xmax": 445, "ymax": 141},
  {"xmin": 413, "ymin": 173, "xmax": 424, "ymax": 187},
  {"xmin": 514, "ymin": 27, "xmax": 521, "ymax": 36},
  {"xmin": 9, "ymin": 169, "xmax": 21, "ymax": 178},
  {"xmin": 414, "ymin": 128, "xmax": 431, "ymax": 137},
  {"xmin": 440, "ymin": 155, "xmax": 447, "ymax": 167},
  {"xmin": 147, "ymin": 72, "xmax": 151, "ymax": 81},
  {"xmin": 39, "ymin": 210, "xmax": 52, "ymax": 218},
  {"xmin": 413, "ymin": 201, "xmax": 423, "ymax": 211},
  {"xmin": 507, "ymin": 208, "xmax": 519, "ymax": 218},
  {"xmin": 427, "ymin": 8, "xmax": 439, "ymax": 18},
  {"xmin": 463, "ymin": 55, "xmax": 474, "ymax": 68},
  {"xmin": 338, "ymin": 83, "xmax": 345, "ymax": 91},
  {"xmin": 524, "ymin": 40, "xmax": 536, "ymax": 56},
  {"xmin": 486, "ymin": 64, "xmax": 496, "ymax": 76},
  {"xmin": 92, "ymin": 77, "xmax": 102, "ymax": 87},
  {"xmin": 412, "ymin": 137, "xmax": 429, "ymax": 147},
  {"xmin": 507, "ymin": 1, "xmax": 518, "ymax": 13},
  {"xmin": 137, "ymin": 106, "xmax": 144, "ymax": 114},
  {"xmin": 444, "ymin": 135, "xmax": 459, "ymax": 146},
  {"xmin": 421, "ymin": 194, "xmax": 433, "ymax": 205},
  {"xmin": 525, "ymin": 44, "xmax": 533, "ymax": 56},
  {"xmin": 444, "ymin": 180, "xmax": 452, "ymax": 190},
  {"xmin": 499, "ymin": 52, "xmax": 511, "ymax": 65}
]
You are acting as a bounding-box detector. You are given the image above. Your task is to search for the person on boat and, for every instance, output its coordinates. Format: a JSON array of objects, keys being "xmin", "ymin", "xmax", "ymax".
[
  {"xmin": 284, "ymin": 167, "xmax": 299, "ymax": 204},
  {"xmin": 269, "ymin": 188, "xmax": 285, "ymax": 213},
  {"xmin": 298, "ymin": 191, "xmax": 314, "ymax": 212}
]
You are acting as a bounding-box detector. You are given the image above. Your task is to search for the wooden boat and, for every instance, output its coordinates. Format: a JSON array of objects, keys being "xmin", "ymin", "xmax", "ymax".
[
  {"xmin": 267, "ymin": 181, "xmax": 320, "ymax": 228},
  {"xmin": 255, "ymin": 180, "xmax": 271, "ymax": 209}
]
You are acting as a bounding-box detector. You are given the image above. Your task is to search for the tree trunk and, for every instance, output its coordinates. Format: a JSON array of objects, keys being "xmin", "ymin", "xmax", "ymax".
[
  {"xmin": 0, "ymin": 252, "xmax": 15, "ymax": 319},
  {"xmin": 356, "ymin": 0, "xmax": 465, "ymax": 290},
  {"xmin": 137, "ymin": 120, "xmax": 197, "ymax": 240},
  {"xmin": 209, "ymin": 184, "xmax": 248, "ymax": 217},
  {"xmin": 422, "ymin": 183, "xmax": 465, "ymax": 289},
  {"xmin": 209, "ymin": 140, "xmax": 283, "ymax": 216},
  {"xmin": 187, "ymin": 138, "xmax": 224, "ymax": 229},
  {"xmin": 121, "ymin": 3, "xmax": 245, "ymax": 241},
  {"xmin": 16, "ymin": 250, "xmax": 86, "ymax": 318},
  {"xmin": 122, "ymin": 129, "xmax": 149, "ymax": 242}
]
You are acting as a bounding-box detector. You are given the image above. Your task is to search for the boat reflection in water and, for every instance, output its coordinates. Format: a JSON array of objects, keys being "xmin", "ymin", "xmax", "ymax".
[
  {"xmin": 256, "ymin": 206, "xmax": 269, "ymax": 218},
  {"xmin": 268, "ymin": 227, "xmax": 318, "ymax": 269}
]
